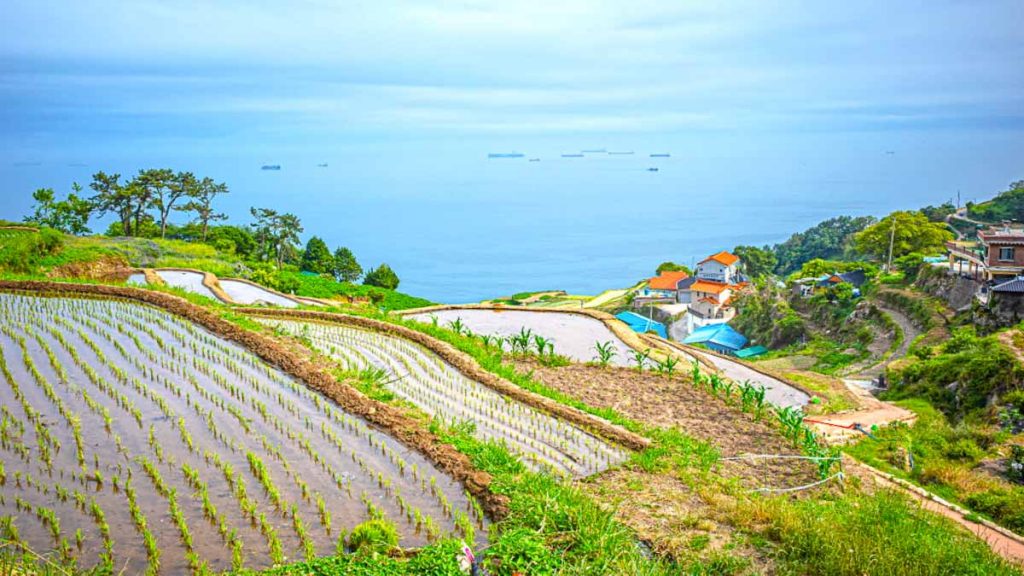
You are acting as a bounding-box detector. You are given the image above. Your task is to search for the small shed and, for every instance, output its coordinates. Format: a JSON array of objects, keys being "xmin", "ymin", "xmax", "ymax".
[
  {"xmin": 682, "ymin": 323, "xmax": 749, "ymax": 355},
  {"xmin": 615, "ymin": 311, "xmax": 668, "ymax": 338}
]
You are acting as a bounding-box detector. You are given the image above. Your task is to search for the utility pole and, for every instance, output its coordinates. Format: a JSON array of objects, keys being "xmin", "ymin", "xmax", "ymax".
[{"xmin": 885, "ymin": 216, "xmax": 897, "ymax": 273}]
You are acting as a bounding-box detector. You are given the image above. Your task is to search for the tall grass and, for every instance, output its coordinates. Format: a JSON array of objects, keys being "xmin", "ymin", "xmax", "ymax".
[{"xmin": 735, "ymin": 489, "xmax": 1020, "ymax": 576}]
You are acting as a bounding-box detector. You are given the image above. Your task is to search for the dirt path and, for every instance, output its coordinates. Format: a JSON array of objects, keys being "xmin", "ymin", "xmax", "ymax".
[
  {"xmin": 847, "ymin": 457, "xmax": 1024, "ymax": 566},
  {"xmin": 806, "ymin": 380, "xmax": 916, "ymax": 443},
  {"xmin": 997, "ymin": 330, "xmax": 1024, "ymax": 364},
  {"xmin": 843, "ymin": 303, "xmax": 921, "ymax": 381}
]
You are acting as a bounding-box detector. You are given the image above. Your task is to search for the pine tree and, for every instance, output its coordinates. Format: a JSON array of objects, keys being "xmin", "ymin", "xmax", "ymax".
[
  {"xmin": 332, "ymin": 247, "xmax": 363, "ymax": 283},
  {"xmin": 363, "ymin": 264, "xmax": 400, "ymax": 290}
]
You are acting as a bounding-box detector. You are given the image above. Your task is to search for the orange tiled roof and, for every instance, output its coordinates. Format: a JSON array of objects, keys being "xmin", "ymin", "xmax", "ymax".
[
  {"xmin": 699, "ymin": 251, "xmax": 740, "ymax": 266},
  {"xmin": 697, "ymin": 296, "xmax": 719, "ymax": 305},
  {"xmin": 648, "ymin": 270, "xmax": 690, "ymax": 290},
  {"xmin": 691, "ymin": 280, "xmax": 731, "ymax": 295}
]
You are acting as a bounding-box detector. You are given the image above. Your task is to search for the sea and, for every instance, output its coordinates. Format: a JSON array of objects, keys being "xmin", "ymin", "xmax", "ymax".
[{"xmin": 2, "ymin": 135, "xmax": 1020, "ymax": 303}]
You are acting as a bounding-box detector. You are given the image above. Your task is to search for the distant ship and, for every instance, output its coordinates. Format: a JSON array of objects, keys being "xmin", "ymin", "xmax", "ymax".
[
  {"xmin": 261, "ymin": 165, "xmax": 281, "ymax": 171},
  {"xmin": 561, "ymin": 154, "xmax": 584, "ymax": 158},
  {"xmin": 488, "ymin": 153, "xmax": 525, "ymax": 159},
  {"xmin": 650, "ymin": 153, "xmax": 671, "ymax": 158},
  {"xmin": 581, "ymin": 148, "xmax": 606, "ymax": 153},
  {"xmin": 608, "ymin": 151, "xmax": 634, "ymax": 155},
  {"xmin": 317, "ymin": 163, "xmax": 328, "ymax": 167},
  {"xmin": 647, "ymin": 167, "xmax": 659, "ymax": 172},
  {"xmin": 528, "ymin": 158, "xmax": 540, "ymax": 162}
]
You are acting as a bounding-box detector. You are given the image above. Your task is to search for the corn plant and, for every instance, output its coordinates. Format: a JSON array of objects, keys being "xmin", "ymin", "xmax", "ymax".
[
  {"xmin": 655, "ymin": 356, "xmax": 679, "ymax": 377},
  {"xmin": 631, "ymin": 348, "xmax": 651, "ymax": 372},
  {"xmin": 593, "ymin": 341, "xmax": 617, "ymax": 367}
]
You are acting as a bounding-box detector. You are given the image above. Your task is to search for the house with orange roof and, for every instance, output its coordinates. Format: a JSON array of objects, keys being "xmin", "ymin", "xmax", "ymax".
[
  {"xmin": 688, "ymin": 279, "xmax": 737, "ymax": 320},
  {"xmin": 696, "ymin": 251, "xmax": 742, "ymax": 284},
  {"xmin": 636, "ymin": 270, "xmax": 693, "ymax": 304},
  {"xmin": 681, "ymin": 250, "xmax": 748, "ymax": 322}
]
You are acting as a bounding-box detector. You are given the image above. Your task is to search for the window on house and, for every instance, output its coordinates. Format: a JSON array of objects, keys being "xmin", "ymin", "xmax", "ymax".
[{"xmin": 999, "ymin": 247, "xmax": 1015, "ymax": 262}]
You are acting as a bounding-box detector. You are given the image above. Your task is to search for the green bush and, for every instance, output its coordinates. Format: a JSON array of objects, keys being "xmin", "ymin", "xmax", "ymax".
[
  {"xmin": 964, "ymin": 489, "xmax": 1024, "ymax": 532},
  {"xmin": 943, "ymin": 438, "xmax": 985, "ymax": 461},
  {"xmin": 0, "ymin": 227, "xmax": 64, "ymax": 273},
  {"xmin": 889, "ymin": 328, "xmax": 1022, "ymax": 418},
  {"xmin": 347, "ymin": 519, "xmax": 399, "ymax": 554}
]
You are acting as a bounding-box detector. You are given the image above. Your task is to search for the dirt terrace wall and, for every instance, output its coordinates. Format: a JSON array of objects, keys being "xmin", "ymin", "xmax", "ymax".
[
  {"xmin": 0, "ymin": 280, "xmax": 508, "ymax": 519},
  {"xmin": 141, "ymin": 268, "xmax": 165, "ymax": 285},
  {"xmin": 241, "ymin": 307, "xmax": 651, "ymax": 452}
]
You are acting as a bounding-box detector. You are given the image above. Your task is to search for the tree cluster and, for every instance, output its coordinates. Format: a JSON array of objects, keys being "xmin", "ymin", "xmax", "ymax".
[
  {"xmin": 967, "ymin": 180, "xmax": 1024, "ymax": 223},
  {"xmin": 27, "ymin": 169, "xmax": 230, "ymax": 240},
  {"xmin": 300, "ymin": 237, "xmax": 366, "ymax": 283},
  {"xmin": 771, "ymin": 216, "xmax": 877, "ymax": 275}
]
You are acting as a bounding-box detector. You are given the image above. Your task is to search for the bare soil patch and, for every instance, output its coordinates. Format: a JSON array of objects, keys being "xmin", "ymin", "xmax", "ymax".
[{"xmin": 515, "ymin": 359, "xmax": 818, "ymax": 490}]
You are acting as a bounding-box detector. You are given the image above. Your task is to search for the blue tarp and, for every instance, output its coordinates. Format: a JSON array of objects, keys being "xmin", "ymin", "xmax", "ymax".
[
  {"xmin": 615, "ymin": 311, "xmax": 668, "ymax": 338},
  {"xmin": 734, "ymin": 345, "xmax": 768, "ymax": 359},
  {"xmin": 683, "ymin": 323, "xmax": 749, "ymax": 354}
]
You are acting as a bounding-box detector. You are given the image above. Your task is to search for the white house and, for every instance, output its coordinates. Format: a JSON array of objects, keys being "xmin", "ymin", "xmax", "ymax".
[{"xmin": 695, "ymin": 251, "xmax": 741, "ymax": 283}]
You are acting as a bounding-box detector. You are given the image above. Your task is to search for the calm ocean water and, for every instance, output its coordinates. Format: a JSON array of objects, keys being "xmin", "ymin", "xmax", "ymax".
[{"xmin": 2, "ymin": 135, "xmax": 1019, "ymax": 303}]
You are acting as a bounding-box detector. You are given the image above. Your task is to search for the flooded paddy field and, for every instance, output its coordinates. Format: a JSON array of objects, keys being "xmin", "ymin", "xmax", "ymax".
[
  {"xmin": 0, "ymin": 293, "xmax": 482, "ymax": 574},
  {"xmin": 407, "ymin": 309, "xmax": 634, "ymax": 366},
  {"xmin": 260, "ymin": 319, "xmax": 628, "ymax": 477},
  {"xmin": 153, "ymin": 270, "xmax": 221, "ymax": 302},
  {"xmin": 219, "ymin": 279, "xmax": 300, "ymax": 308}
]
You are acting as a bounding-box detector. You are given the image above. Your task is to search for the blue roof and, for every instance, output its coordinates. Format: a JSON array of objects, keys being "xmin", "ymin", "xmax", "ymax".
[
  {"xmin": 615, "ymin": 311, "xmax": 667, "ymax": 338},
  {"xmin": 682, "ymin": 323, "xmax": 748, "ymax": 351}
]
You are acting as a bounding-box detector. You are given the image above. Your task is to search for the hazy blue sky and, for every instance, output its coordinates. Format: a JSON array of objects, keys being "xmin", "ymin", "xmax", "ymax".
[
  {"xmin": 2, "ymin": 2, "xmax": 1023, "ymax": 301},
  {"xmin": 4, "ymin": 1, "xmax": 1022, "ymax": 156}
]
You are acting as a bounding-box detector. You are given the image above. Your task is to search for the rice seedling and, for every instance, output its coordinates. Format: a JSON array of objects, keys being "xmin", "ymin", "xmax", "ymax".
[{"xmin": 261, "ymin": 318, "xmax": 627, "ymax": 477}]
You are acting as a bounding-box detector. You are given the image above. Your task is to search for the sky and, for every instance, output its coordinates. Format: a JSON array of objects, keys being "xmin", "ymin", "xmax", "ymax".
[
  {"xmin": 2, "ymin": 1, "xmax": 1024, "ymax": 301},
  {"xmin": 3, "ymin": 1, "xmax": 1022, "ymax": 155}
]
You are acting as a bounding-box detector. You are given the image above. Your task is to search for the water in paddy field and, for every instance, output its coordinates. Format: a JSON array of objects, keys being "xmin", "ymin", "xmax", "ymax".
[
  {"xmin": 2, "ymin": 131, "xmax": 1021, "ymax": 303},
  {"xmin": 0, "ymin": 294, "xmax": 482, "ymax": 573}
]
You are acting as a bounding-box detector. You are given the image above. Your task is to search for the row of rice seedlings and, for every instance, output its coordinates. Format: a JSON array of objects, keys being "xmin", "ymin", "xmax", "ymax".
[
  {"xmin": 4, "ymin": 328, "xmax": 89, "ymax": 470},
  {"xmin": 101, "ymin": 303, "xmax": 463, "ymax": 536},
  {"xmin": 3, "ymin": 296, "xmax": 261, "ymax": 569},
  {"xmin": 5, "ymin": 294, "xmax": 473, "ymax": 561},
  {"xmin": 118, "ymin": 299, "xmax": 467, "ymax": 542},
  {"xmin": 267, "ymin": 319, "xmax": 626, "ymax": 477},
  {"xmin": 124, "ymin": 476, "xmax": 161, "ymax": 574},
  {"xmin": 138, "ymin": 455, "xmax": 208, "ymax": 573},
  {"xmin": 0, "ymin": 334, "xmax": 61, "ymax": 468},
  {"xmin": 56, "ymin": 309, "xmax": 313, "ymax": 564}
]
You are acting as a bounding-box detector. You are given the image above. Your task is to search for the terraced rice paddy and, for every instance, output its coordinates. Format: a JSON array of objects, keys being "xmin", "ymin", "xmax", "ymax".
[
  {"xmin": 154, "ymin": 270, "xmax": 221, "ymax": 301},
  {"xmin": 408, "ymin": 309, "xmax": 634, "ymax": 366},
  {"xmin": 259, "ymin": 318, "xmax": 628, "ymax": 477},
  {"xmin": 220, "ymin": 279, "xmax": 300, "ymax": 308},
  {"xmin": 0, "ymin": 293, "xmax": 481, "ymax": 574}
]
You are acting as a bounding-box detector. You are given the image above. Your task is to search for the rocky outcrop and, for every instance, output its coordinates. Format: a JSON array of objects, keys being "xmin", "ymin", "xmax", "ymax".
[{"xmin": 916, "ymin": 266, "xmax": 981, "ymax": 312}]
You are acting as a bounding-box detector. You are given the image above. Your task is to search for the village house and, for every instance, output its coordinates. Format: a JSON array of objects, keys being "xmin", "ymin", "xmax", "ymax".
[
  {"xmin": 635, "ymin": 270, "xmax": 691, "ymax": 305},
  {"xmin": 695, "ymin": 251, "xmax": 742, "ymax": 283},
  {"xmin": 947, "ymin": 222, "xmax": 1024, "ymax": 281},
  {"xmin": 683, "ymin": 251, "xmax": 748, "ymax": 321}
]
